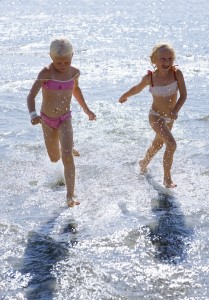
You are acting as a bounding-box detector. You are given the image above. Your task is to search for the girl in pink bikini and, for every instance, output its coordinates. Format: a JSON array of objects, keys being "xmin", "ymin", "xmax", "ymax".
[
  {"xmin": 119, "ymin": 43, "xmax": 187, "ymax": 188},
  {"xmin": 27, "ymin": 37, "xmax": 96, "ymax": 207}
]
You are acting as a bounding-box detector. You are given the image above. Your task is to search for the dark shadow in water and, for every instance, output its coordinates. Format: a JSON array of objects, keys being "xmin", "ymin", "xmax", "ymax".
[
  {"xmin": 146, "ymin": 174, "xmax": 193, "ymax": 264},
  {"xmin": 20, "ymin": 212, "xmax": 78, "ymax": 300}
]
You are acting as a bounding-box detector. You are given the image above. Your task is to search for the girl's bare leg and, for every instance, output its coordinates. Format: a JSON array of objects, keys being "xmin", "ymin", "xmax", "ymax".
[
  {"xmin": 58, "ymin": 119, "xmax": 80, "ymax": 207},
  {"xmin": 162, "ymin": 140, "xmax": 177, "ymax": 188},
  {"xmin": 41, "ymin": 123, "xmax": 60, "ymax": 162},
  {"xmin": 141, "ymin": 115, "xmax": 177, "ymax": 188},
  {"xmin": 139, "ymin": 135, "xmax": 164, "ymax": 173}
]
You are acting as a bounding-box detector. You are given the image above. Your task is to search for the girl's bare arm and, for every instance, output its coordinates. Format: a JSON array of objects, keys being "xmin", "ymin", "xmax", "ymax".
[
  {"xmin": 119, "ymin": 74, "xmax": 150, "ymax": 103},
  {"xmin": 171, "ymin": 69, "xmax": 187, "ymax": 118},
  {"xmin": 73, "ymin": 76, "xmax": 96, "ymax": 120}
]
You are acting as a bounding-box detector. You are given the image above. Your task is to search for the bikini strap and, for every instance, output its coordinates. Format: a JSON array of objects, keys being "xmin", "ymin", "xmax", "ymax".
[
  {"xmin": 147, "ymin": 70, "xmax": 154, "ymax": 87},
  {"xmin": 172, "ymin": 65, "xmax": 178, "ymax": 82},
  {"xmin": 72, "ymin": 71, "xmax": 80, "ymax": 80},
  {"xmin": 173, "ymin": 70, "xmax": 177, "ymax": 82}
]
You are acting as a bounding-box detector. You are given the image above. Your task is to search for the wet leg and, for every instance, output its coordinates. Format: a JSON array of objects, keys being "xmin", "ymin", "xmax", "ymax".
[
  {"xmin": 147, "ymin": 115, "xmax": 177, "ymax": 187},
  {"xmin": 41, "ymin": 122, "xmax": 60, "ymax": 162},
  {"xmin": 139, "ymin": 135, "xmax": 164, "ymax": 173},
  {"xmin": 163, "ymin": 141, "xmax": 177, "ymax": 188},
  {"xmin": 59, "ymin": 119, "xmax": 80, "ymax": 207}
]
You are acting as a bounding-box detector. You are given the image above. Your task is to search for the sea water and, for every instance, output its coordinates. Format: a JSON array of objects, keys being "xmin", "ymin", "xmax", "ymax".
[{"xmin": 0, "ymin": 0, "xmax": 209, "ymax": 299}]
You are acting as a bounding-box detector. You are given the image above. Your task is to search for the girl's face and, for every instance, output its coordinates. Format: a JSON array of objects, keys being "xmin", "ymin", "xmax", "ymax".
[
  {"xmin": 51, "ymin": 55, "xmax": 73, "ymax": 73},
  {"xmin": 154, "ymin": 49, "xmax": 175, "ymax": 72}
]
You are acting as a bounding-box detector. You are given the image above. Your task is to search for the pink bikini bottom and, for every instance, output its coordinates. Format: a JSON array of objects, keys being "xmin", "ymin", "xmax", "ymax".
[{"xmin": 41, "ymin": 111, "xmax": 72, "ymax": 129}]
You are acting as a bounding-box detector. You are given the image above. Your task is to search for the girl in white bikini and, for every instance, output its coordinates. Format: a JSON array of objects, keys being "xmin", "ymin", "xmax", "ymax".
[
  {"xmin": 119, "ymin": 42, "xmax": 187, "ymax": 188},
  {"xmin": 27, "ymin": 37, "xmax": 96, "ymax": 207}
]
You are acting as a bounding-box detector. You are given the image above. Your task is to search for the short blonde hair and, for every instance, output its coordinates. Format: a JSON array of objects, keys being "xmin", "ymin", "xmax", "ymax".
[
  {"xmin": 50, "ymin": 37, "xmax": 73, "ymax": 57},
  {"xmin": 150, "ymin": 42, "xmax": 176, "ymax": 65}
]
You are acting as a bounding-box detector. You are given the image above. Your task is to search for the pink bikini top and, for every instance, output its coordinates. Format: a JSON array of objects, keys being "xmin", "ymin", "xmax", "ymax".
[
  {"xmin": 42, "ymin": 72, "xmax": 80, "ymax": 91},
  {"xmin": 43, "ymin": 78, "xmax": 74, "ymax": 91},
  {"xmin": 148, "ymin": 70, "xmax": 178, "ymax": 97}
]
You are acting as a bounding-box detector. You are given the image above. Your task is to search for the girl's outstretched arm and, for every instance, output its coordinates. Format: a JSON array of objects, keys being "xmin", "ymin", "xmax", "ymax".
[{"xmin": 119, "ymin": 74, "xmax": 150, "ymax": 103}]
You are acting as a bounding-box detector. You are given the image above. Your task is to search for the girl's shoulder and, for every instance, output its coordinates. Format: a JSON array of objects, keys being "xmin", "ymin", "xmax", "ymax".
[
  {"xmin": 141, "ymin": 70, "xmax": 154, "ymax": 86},
  {"xmin": 70, "ymin": 66, "xmax": 80, "ymax": 78},
  {"xmin": 37, "ymin": 65, "xmax": 51, "ymax": 80},
  {"xmin": 172, "ymin": 67, "xmax": 184, "ymax": 81},
  {"xmin": 172, "ymin": 65, "xmax": 183, "ymax": 74}
]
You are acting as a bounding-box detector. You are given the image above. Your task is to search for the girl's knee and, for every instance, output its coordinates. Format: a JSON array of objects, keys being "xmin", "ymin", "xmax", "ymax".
[
  {"xmin": 155, "ymin": 141, "xmax": 164, "ymax": 150},
  {"xmin": 167, "ymin": 140, "xmax": 177, "ymax": 152},
  {"xmin": 152, "ymin": 139, "xmax": 164, "ymax": 151},
  {"xmin": 49, "ymin": 153, "xmax": 60, "ymax": 162},
  {"xmin": 172, "ymin": 140, "xmax": 177, "ymax": 150},
  {"xmin": 62, "ymin": 151, "xmax": 74, "ymax": 165}
]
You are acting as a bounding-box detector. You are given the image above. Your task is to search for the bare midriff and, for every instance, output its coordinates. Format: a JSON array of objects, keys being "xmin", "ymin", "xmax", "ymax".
[{"xmin": 41, "ymin": 89, "xmax": 72, "ymax": 117}]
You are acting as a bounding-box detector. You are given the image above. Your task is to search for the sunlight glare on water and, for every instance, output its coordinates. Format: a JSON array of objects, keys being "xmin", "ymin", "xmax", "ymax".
[{"xmin": 0, "ymin": 0, "xmax": 209, "ymax": 299}]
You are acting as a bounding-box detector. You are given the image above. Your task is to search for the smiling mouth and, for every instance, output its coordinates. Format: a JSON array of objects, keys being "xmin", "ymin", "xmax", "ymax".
[{"xmin": 161, "ymin": 66, "xmax": 171, "ymax": 72}]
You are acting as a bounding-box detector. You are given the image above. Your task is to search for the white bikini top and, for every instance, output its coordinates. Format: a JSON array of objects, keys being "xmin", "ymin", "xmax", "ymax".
[
  {"xmin": 149, "ymin": 81, "xmax": 178, "ymax": 97},
  {"xmin": 148, "ymin": 70, "xmax": 178, "ymax": 97}
]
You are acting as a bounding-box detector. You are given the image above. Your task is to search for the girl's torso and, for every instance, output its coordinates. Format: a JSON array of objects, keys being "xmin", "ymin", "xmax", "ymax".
[
  {"xmin": 40, "ymin": 64, "xmax": 79, "ymax": 117},
  {"xmin": 148, "ymin": 69, "xmax": 178, "ymax": 116}
]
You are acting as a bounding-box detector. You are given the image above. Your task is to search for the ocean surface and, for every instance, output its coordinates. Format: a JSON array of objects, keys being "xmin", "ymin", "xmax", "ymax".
[{"xmin": 0, "ymin": 0, "xmax": 209, "ymax": 299}]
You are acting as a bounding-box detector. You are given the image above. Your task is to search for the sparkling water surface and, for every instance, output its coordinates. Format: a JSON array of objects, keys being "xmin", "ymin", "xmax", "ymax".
[{"xmin": 0, "ymin": 0, "xmax": 209, "ymax": 299}]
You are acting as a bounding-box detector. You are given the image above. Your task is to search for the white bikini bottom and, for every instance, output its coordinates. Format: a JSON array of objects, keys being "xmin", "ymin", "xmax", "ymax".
[{"xmin": 149, "ymin": 109, "xmax": 172, "ymax": 123}]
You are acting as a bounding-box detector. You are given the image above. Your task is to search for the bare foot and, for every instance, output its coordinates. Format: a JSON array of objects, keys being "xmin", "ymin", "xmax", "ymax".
[
  {"xmin": 139, "ymin": 160, "xmax": 147, "ymax": 174},
  {"xmin": 163, "ymin": 179, "xmax": 177, "ymax": 188},
  {"xmin": 67, "ymin": 196, "xmax": 80, "ymax": 208},
  {"xmin": 72, "ymin": 149, "xmax": 80, "ymax": 157}
]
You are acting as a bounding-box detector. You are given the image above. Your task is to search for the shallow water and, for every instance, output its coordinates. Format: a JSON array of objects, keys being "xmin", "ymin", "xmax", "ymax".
[{"xmin": 0, "ymin": 0, "xmax": 209, "ymax": 299}]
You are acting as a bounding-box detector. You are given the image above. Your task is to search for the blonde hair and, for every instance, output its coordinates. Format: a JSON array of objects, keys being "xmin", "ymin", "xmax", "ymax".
[
  {"xmin": 150, "ymin": 42, "xmax": 176, "ymax": 65},
  {"xmin": 50, "ymin": 37, "xmax": 73, "ymax": 57}
]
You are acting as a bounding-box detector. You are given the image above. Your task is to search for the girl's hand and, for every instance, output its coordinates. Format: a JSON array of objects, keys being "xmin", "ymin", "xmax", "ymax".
[
  {"xmin": 85, "ymin": 109, "xmax": 96, "ymax": 121},
  {"xmin": 170, "ymin": 111, "xmax": 178, "ymax": 120},
  {"xmin": 119, "ymin": 95, "xmax": 128, "ymax": 103},
  {"xmin": 31, "ymin": 116, "xmax": 42, "ymax": 125}
]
